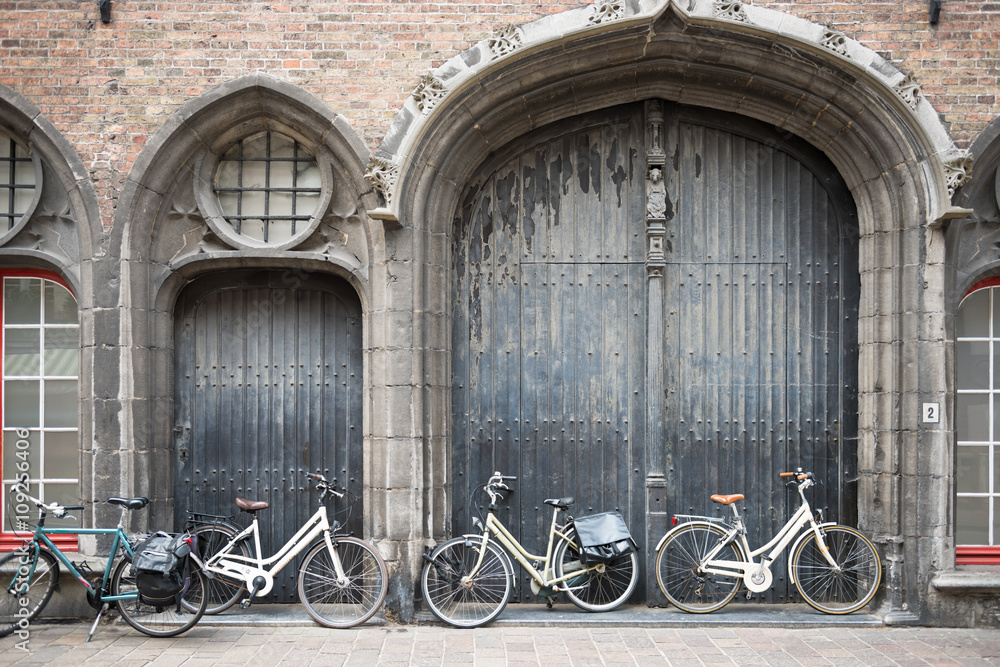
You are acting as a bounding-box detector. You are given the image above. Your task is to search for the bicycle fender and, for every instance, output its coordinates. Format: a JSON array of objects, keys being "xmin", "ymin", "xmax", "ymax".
[
  {"xmin": 786, "ymin": 521, "xmax": 838, "ymax": 584},
  {"xmin": 458, "ymin": 534, "xmax": 517, "ymax": 593},
  {"xmin": 654, "ymin": 520, "xmax": 727, "ymax": 553}
]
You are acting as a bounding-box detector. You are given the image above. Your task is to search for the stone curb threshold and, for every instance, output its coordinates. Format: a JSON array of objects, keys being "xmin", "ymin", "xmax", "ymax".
[{"xmin": 171, "ymin": 603, "xmax": 884, "ymax": 629}]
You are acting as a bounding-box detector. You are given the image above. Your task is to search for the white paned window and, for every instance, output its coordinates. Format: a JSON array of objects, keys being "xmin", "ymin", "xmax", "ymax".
[{"xmin": 0, "ymin": 276, "xmax": 79, "ymax": 539}]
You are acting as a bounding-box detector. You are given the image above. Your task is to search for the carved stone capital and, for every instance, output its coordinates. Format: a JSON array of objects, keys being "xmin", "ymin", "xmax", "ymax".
[
  {"xmin": 589, "ymin": 0, "xmax": 625, "ymax": 24},
  {"xmin": 821, "ymin": 22, "xmax": 849, "ymax": 57},
  {"xmin": 488, "ymin": 25, "xmax": 522, "ymax": 59},
  {"xmin": 714, "ymin": 1, "xmax": 749, "ymax": 22},
  {"xmin": 412, "ymin": 74, "xmax": 446, "ymax": 115},
  {"xmin": 364, "ymin": 156, "xmax": 399, "ymax": 207},
  {"xmin": 945, "ymin": 153, "xmax": 973, "ymax": 198},
  {"xmin": 894, "ymin": 71, "xmax": 921, "ymax": 111}
]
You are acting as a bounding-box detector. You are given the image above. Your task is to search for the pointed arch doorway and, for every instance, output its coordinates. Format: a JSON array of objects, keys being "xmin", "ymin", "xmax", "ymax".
[
  {"xmin": 173, "ymin": 269, "xmax": 363, "ymax": 603},
  {"xmin": 450, "ymin": 101, "xmax": 859, "ymax": 603}
]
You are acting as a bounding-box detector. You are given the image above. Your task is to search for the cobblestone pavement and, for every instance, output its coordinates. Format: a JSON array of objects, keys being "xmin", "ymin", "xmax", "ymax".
[{"xmin": 2, "ymin": 622, "xmax": 1000, "ymax": 666}]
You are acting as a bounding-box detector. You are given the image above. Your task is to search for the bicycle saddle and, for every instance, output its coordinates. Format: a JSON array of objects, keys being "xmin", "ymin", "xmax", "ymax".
[
  {"xmin": 107, "ymin": 497, "xmax": 149, "ymax": 510},
  {"xmin": 235, "ymin": 497, "xmax": 270, "ymax": 512},
  {"xmin": 710, "ymin": 494, "xmax": 745, "ymax": 505},
  {"xmin": 544, "ymin": 497, "xmax": 574, "ymax": 509}
]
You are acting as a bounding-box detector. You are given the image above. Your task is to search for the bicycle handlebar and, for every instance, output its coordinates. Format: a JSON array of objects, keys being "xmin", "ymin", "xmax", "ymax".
[
  {"xmin": 302, "ymin": 471, "xmax": 346, "ymax": 499},
  {"xmin": 11, "ymin": 483, "xmax": 77, "ymax": 519}
]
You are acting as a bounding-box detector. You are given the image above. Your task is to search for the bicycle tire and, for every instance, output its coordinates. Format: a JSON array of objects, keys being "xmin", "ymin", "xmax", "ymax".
[
  {"xmin": 420, "ymin": 536, "xmax": 512, "ymax": 628},
  {"xmin": 791, "ymin": 524, "xmax": 881, "ymax": 614},
  {"xmin": 111, "ymin": 555, "xmax": 207, "ymax": 637},
  {"xmin": 187, "ymin": 522, "xmax": 250, "ymax": 614},
  {"xmin": 297, "ymin": 536, "xmax": 388, "ymax": 628},
  {"xmin": 655, "ymin": 522, "xmax": 746, "ymax": 613},
  {"xmin": 0, "ymin": 547, "xmax": 58, "ymax": 638},
  {"xmin": 553, "ymin": 526, "xmax": 638, "ymax": 612}
]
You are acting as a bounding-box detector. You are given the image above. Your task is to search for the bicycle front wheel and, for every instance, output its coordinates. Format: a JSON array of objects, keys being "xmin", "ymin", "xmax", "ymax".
[
  {"xmin": 420, "ymin": 536, "xmax": 512, "ymax": 628},
  {"xmin": 791, "ymin": 525, "xmax": 881, "ymax": 614},
  {"xmin": 111, "ymin": 557, "xmax": 207, "ymax": 637},
  {"xmin": 189, "ymin": 522, "xmax": 250, "ymax": 614},
  {"xmin": 297, "ymin": 536, "xmax": 388, "ymax": 628},
  {"xmin": 553, "ymin": 527, "xmax": 638, "ymax": 612},
  {"xmin": 0, "ymin": 546, "xmax": 58, "ymax": 638},
  {"xmin": 655, "ymin": 522, "xmax": 745, "ymax": 613}
]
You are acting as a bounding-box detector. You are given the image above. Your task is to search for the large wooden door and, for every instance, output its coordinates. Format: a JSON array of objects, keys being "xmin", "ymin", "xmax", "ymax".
[
  {"xmin": 657, "ymin": 110, "xmax": 860, "ymax": 602},
  {"xmin": 451, "ymin": 103, "xmax": 859, "ymax": 604},
  {"xmin": 452, "ymin": 107, "xmax": 647, "ymax": 601},
  {"xmin": 174, "ymin": 270, "xmax": 363, "ymax": 603}
]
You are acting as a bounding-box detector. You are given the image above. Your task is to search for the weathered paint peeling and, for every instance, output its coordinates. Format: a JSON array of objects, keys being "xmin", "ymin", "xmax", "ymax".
[{"xmin": 607, "ymin": 136, "xmax": 629, "ymax": 207}]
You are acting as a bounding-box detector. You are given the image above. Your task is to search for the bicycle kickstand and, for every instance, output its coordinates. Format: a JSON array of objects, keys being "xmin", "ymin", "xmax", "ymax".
[{"xmin": 86, "ymin": 602, "xmax": 109, "ymax": 643}]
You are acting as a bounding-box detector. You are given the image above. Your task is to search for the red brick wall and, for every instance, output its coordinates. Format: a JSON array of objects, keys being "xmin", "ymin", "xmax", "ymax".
[{"xmin": 2, "ymin": 1, "xmax": 998, "ymax": 226}]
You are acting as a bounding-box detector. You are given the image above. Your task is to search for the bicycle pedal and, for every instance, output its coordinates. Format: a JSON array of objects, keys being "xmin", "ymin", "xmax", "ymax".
[{"xmin": 240, "ymin": 598, "xmax": 252, "ymax": 609}]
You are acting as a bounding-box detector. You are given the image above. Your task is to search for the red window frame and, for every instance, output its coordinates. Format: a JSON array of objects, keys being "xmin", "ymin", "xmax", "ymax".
[{"xmin": 0, "ymin": 269, "xmax": 78, "ymax": 551}]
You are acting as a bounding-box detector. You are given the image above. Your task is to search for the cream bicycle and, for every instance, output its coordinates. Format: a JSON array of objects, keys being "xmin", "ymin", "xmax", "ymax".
[
  {"xmin": 420, "ymin": 472, "xmax": 638, "ymax": 628},
  {"xmin": 655, "ymin": 469, "xmax": 881, "ymax": 614}
]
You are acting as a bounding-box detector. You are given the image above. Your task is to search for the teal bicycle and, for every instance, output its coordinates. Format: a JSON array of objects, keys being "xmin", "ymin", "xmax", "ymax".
[{"xmin": 0, "ymin": 482, "xmax": 207, "ymax": 640}]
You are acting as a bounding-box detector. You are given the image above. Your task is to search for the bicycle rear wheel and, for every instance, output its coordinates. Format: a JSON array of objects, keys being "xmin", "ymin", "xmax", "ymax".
[
  {"xmin": 655, "ymin": 522, "xmax": 745, "ymax": 613},
  {"xmin": 189, "ymin": 523, "xmax": 250, "ymax": 614},
  {"xmin": 420, "ymin": 536, "xmax": 512, "ymax": 628},
  {"xmin": 297, "ymin": 536, "xmax": 388, "ymax": 628},
  {"xmin": 0, "ymin": 547, "xmax": 58, "ymax": 638},
  {"xmin": 553, "ymin": 527, "xmax": 638, "ymax": 612},
  {"xmin": 111, "ymin": 556, "xmax": 207, "ymax": 637},
  {"xmin": 791, "ymin": 525, "xmax": 881, "ymax": 614}
]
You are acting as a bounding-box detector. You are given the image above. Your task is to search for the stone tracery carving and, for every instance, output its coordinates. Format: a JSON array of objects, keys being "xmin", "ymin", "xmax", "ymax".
[
  {"xmin": 488, "ymin": 25, "xmax": 522, "ymax": 59},
  {"xmin": 589, "ymin": 0, "xmax": 625, "ymax": 24},
  {"xmin": 945, "ymin": 153, "xmax": 973, "ymax": 198},
  {"xmin": 714, "ymin": 1, "xmax": 749, "ymax": 22},
  {"xmin": 412, "ymin": 74, "xmax": 447, "ymax": 115},
  {"xmin": 821, "ymin": 22, "xmax": 849, "ymax": 56},
  {"xmin": 365, "ymin": 156, "xmax": 399, "ymax": 207}
]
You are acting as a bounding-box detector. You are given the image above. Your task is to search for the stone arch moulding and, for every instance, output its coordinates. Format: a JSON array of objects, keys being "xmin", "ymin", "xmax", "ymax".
[
  {"xmin": 950, "ymin": 114, "xmax": 1000, "ymax": 303},
  {"xmin": 370, "ymin": 0, "xmax": 971, "ymax": 622},
  {"xmin": 0, "ymin": 83, "xmax": 100, "ymax": 292},
  {"xmin": 117, "ymin": 73, "xmax": 380, "ymax": 305},
  {"xmin": 109, "ymin": 74, "xmax": 381, "ymax": 531},
  {"xmin": 0, "ymin": 82, "xmax": 103, "ymax": 540},
  {"xmin": 370, "ymin": 0, "xmax": 969, "ymax": 232}
]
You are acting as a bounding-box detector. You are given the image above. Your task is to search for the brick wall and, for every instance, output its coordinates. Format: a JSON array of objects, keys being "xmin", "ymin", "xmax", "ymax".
[{"xmin": 2, "ymin": 0, "xmax": 999, "ymax": 226}]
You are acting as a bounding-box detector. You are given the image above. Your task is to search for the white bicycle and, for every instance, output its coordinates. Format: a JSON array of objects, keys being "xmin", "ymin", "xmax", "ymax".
[
  {"xmin": 187, "ymin": 471, "xmax": 387, "ymax": 628},
  {"xmin": 655, "ymin": 469, "xmax": 881, "ymax": 614}
]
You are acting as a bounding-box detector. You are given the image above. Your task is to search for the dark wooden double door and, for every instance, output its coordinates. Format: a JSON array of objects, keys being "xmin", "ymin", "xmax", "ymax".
[
  {"xmin": 451, "ymin": 103, "xmax": 859, "ymax": 602},
  {"xmin": 173, "ymin": 270, "xmax": 363, "ymax": 603}
]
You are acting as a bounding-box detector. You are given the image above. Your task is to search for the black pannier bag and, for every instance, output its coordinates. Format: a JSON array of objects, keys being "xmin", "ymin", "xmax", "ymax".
[
  {"xmin": 572, "ymin": 511, "xmax": 639, "ymax": 564},
  {"xmin": 131, "ymin": 531, "xmax": 193, "ymax": 608}
]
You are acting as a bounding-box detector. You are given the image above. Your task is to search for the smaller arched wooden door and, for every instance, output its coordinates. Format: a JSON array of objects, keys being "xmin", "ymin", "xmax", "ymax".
[{"xmin": 173, "ymin": 269, "xmax": 363, "ymax": 603}]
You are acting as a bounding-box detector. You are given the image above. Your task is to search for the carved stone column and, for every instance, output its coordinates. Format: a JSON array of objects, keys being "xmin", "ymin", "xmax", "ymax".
[{"xmin": 644, "ymin": 101, "xmax": 669, "ymax": 596}]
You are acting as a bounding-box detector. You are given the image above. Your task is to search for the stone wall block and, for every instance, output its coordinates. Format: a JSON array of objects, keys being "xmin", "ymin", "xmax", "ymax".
[
  {"xmin": 370, "ymin": 385, "xmax": 388, "ymax": 440},
  {"xmin": 913, "ymin": 474, "xmax": 951, "ymax": 539},
  {"xmin": 427, "ymin": 264, "xmax": 449, "ymax": 315},
  {"xmin": 386, "ymin": 439, "xmax": 417, "ymax": 489},
  {"xmin": 387, "ymin": 386, "xmax": 417, "ymax": 438},
  {"xmin": 384, "ymin": 348, "xmax": 415, "ymax": 387},
  {"xmin": 385, "ymin": 487, "xmax": 416, "ymax": 540},
  {"xmin": 386, "ymin": 310, "xmax": 415, "ymax": 350}
]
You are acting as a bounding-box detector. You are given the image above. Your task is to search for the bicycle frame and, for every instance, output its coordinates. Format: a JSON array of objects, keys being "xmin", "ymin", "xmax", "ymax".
[
  {"xmin": 8, "ymin": 510, "xmax": 136, "ymax": 607},
  {"xmin": 467, "ymin": 504, "xmax": 591, "ymax": 593},
  {"xmin": 196, "ymin": 502, "xmax": 344, "ymax": 598},
  {"xmin": 663, "ymin": 478, "xmax": 841, "ymax": 593}
]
